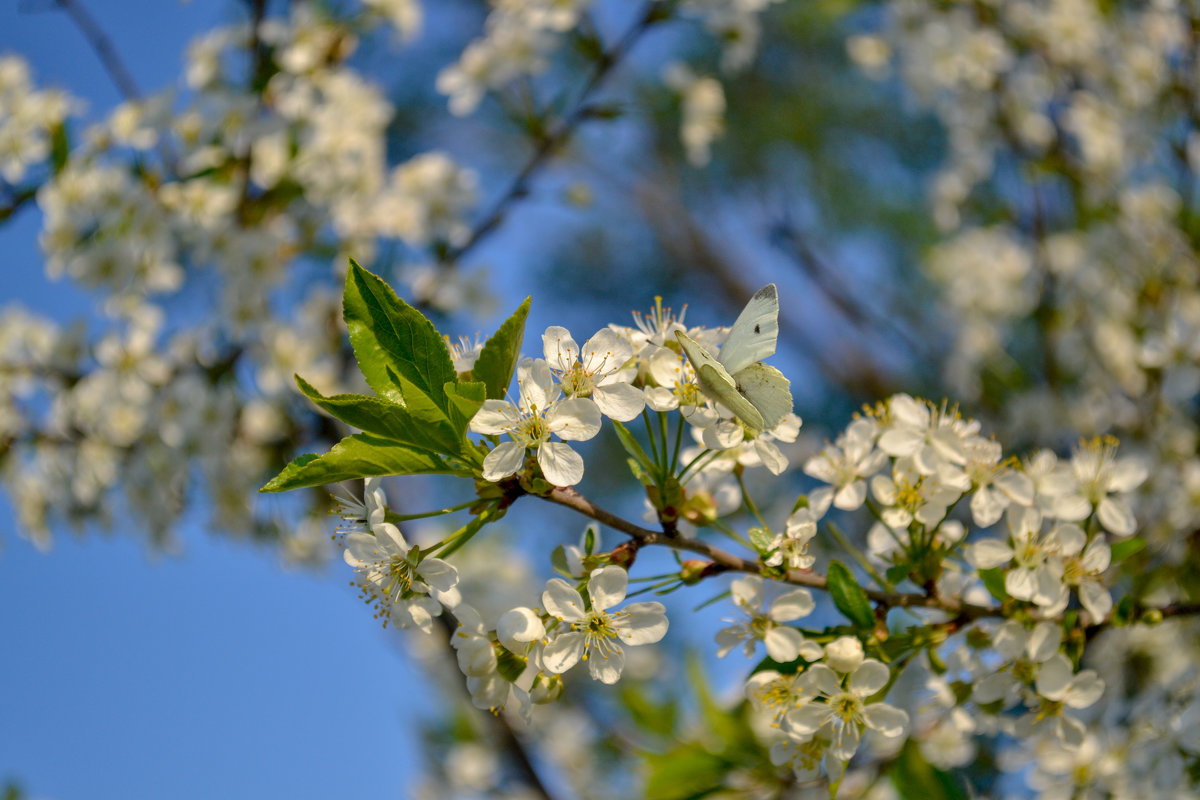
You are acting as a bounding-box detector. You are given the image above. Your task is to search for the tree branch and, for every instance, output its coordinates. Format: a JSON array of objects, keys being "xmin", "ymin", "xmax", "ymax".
[
  {"xmin": 54, "ymin": 0, "xmax": 142, "ymax": 102},
  {"xmin": 541, "ymin": 487, "xmax": 1003, "ymax": 620},
  {"xmin": 440, "ymin": 1, "xmax": 665, "ymax": 268}
]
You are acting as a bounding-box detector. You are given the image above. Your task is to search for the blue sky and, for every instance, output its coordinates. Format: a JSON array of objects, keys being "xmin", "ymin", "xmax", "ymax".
[{"xmin": 0, "ymin": 4, "xmax": 430, "ymax": 798}]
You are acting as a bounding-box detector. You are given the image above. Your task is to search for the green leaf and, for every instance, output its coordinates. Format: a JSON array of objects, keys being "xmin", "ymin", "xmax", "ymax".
[
  {"xmin": 472, "ymin": 297, "xmax": 531, "ymax": 399},
  {"xmin": 1110, "ymin": 537, "xmax": 1146, "ymax": 563},
  {"xmin": 886, "ymin": 563, "xmax": 911, "ymax": 585},
  {"xmin": 444, "ymin": 380, "xmax": 486, "ymax": 435},
  {"xmin": 643, "ymin": 744, "xmax": 728, "ymax": 800},
  {"xmin": 260, "ymin": 434, "xmax": 469, "ymax": 492},
  {"xmin": 295, "ymin": 375, "xmax": 459, "ymax": 454},
  {"xmin": 827, "ymin": 560, "xmax": 875, "ymax": 630},
  {"xmin": 611, "ymin": 420, "xmax": 658, "ymax": 480},
  {"xmin": 621, "ymin": 686, "xmax": 677, "ymax": 738},
  {"xmin": 551, "ymin": 545, "xmax": 571, "ymax": 576},
  {"xmin": 977, "ymin": 567, "xmax": 1009, "ymax": 602},
  {"xmin": 343, "ymin": 260, "xmax": 455, "ymax": 408},
  {"xmin": 890, "ymin": 739, "xmax": 968, "ymax": 800},
  {"xmin": 495, "ymin": 646, "xmax": 527, "ymax": 683},
  {"xmin": 749, "ymin": 526, "xmax": 774, "ymax": 555},
  {"xmin": 50, "ymin": 122, "xmax": 70, "ymax": 174}
]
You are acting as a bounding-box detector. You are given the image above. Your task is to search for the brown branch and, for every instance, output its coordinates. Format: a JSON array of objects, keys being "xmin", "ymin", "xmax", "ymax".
[
  {"xmin": 440, "ymin": 1, "xmax": 666, "ymax": 268},
  {"xmin": 542, "ymin": 487, "xmax": 1003, "ymax": 620}
]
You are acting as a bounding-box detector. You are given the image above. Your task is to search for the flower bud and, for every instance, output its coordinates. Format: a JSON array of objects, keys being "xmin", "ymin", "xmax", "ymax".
[
  {"xmin": 825, "ymin": 636, "xmax": 865, "ymax": 674},
  {"xmin": 497, "ymin": 607, "xmax": 545, "ymax": 653},
  {"xmin": 680, "ymin": 559, "xmax": 715, "ymax": 585},
  {"xmin": 530, "ymin": 672, "xmax": 564, "ymax": 704}
]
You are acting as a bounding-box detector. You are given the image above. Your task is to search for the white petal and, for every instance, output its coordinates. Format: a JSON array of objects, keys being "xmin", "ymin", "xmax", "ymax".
[
  {"xmin": 482, "ymin": 441, "xmax": 526, "ymax": 482},
  {"xmin": 833, "ymin": 481, "xmax": 866, "ymax": 510},
  {"xmin": 849, "ymin": 660, "xmax": 890, "ymax": 695},
  {"xmin": 785, "ymin": 703, "xmax": 828, "ymax": 736},
  {"xmin": 805, "ymin": 664, "xmax": 842, "ymax": 697},
  {"xmin": 542, "ymin": 578, "xmax": 586, "ymax": 622},
  {"xmin": 617, "ymin": 602, "xmax": 669, "ymax": 645},
  {"xmin": 581, "ymin": 328, "xmax": 632, "ymax": 377},
  {"xmin": 541, "ymin": 631, "xmax": 585, "ymax": 674},
  {"xmin": 1079, "ymin": 581, "xmax": 1112, "ymax": 622},
  {"xmin": 547, "ymin": 398, "xmax": 602, "ymax": 441},
  {"xmin": 828, "ymin": 718, "xmax": 862, "ymax": 761},
  {"xmin": 1027, "ymin": 621, "xmax": 1063, "ymax": 662},
  {"xmin": 862, "ymin": 703, "xmax": 909, "ymax": 737},
  {"xmin": 879, "ymin": 427, "xmax": 923, "ymax": 457},
  {"xmin": 587, "ymin": 566, "xmax": 628, "ymax": 610},
  {"xmin": 1109, "ymin": 458, "xmax": 1147, "ymax": 492},
  {"xmin": 542, "ymin": 326, "xmax": 580, "ymax": 372},
  {"xmin": 587, "ymin": 645, "xmax": 625, "ymax": 684},
  {"xmin": 970, "ymin": 487, "xmax": 1005, "ymax": 528},
  {"xmin": 469, "ymin": 400, "xmax": 521, "ymax": 434},
  {"xmin": 497, "ymin": 607, "xmax": 545, "ymax": 652},
  {"xmin": 1097, "ymin": 497, "xmax": 1136, "ymax": 537},
  {"xmin": 1036, "ymin": 653, "xmax": 1073, "ymax": 701},
  {"xmin": 1064, "ymin": 670, "xmax": 1104, "ymax": 709},
  {"xmin": 645, "ymin": 386, "xmax": 679, "ymax": 411},
  {"xmin": 770, "ymin": 589, "xmax": 815, "ymax": 622},
  {"xmin": 417, "ymin": 557, "xmax": 459, "ymax": 592},
  {"xmin": 764, "ymin": 626, "xmax": 803, "ymax": 662},
  {"xmin": 592, "ymin": 382, "xmax": 645, "ymax": 422},
  {"xmin": 517, "ymin": 358, "xmax": 559, "ymax": 412},
  {"xmin": 375, "ymin": 522, "xmax": 410, "ymax": 555},
  {"xmin": 538, "ymin": 442, "xmax": 585, "ymax": 487},
  {"xmin": 1006, "ymin": 567, "xmax": 1036, "ymax": 601},
  {"xmin": 973, "ymin": 672, "xmax": 1017, "ymax": 704},
  {"xmin": 754, "ymin": 439, "xmax": 788, "ymax": 475},
  {"xmin": 966, "ymin": 539, "xmax": 1014, "ymax": 569}
]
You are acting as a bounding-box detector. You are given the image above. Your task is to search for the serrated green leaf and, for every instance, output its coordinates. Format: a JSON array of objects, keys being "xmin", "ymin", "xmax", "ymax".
[
  {"xmin": 977, "ymin": 567, "xmax": 1009, "ymax": 602},
  {"xmin": 890, "ymin": 739, "xmax": 968, "ymax": 800},
  {"xmin": 1110, "ymin": 537, "xmax": 1146, "ymax": 563},
  {"xmin": 444, "ymin": 380, "xmax": 486, "ymax": 435},
  {"xmin": 343, "ymin": 260, "xmax": 455, "ymax": 408},
  {"xmin": 295, "ymin": 375, "xmax": 459, "ymax": 454},
  {"xmin": 472, "ymin": 297, "xmax": 531, "ymax": 399},
  {"xmin": 827, "ymin": 560, "xmax": 875, "ymax": 630},
  {"xmin": 260, "ymin": 434, "xmax": 469, "ymax": 492}
]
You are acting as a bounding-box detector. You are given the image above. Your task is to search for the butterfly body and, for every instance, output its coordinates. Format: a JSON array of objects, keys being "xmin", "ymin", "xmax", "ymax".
[{"xmin": 675, "ymin": 284, "xmax": 793, "ymax": 432}]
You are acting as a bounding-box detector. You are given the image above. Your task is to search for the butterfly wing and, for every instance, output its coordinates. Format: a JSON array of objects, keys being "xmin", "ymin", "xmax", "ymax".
[
  {"xmin": 717, "ymin": 284, "xmax": 779, "ymax": 375},
  {"xmin": 676, "ymin": 331, "xmax": 765, "ymax": 431},
  {"xmin": 734, "ymin": 362, "xmax": 792, "ymax": 431}
]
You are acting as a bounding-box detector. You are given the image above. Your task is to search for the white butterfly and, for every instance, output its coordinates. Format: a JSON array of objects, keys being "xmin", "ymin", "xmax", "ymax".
[{"xmin": 675, "ymin": 284, "xmax": 793, "ymax": 432}]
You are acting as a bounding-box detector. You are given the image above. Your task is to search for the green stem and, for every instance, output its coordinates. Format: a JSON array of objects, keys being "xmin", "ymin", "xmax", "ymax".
[
  {"xmin": 707, "ymin": 517, "xmax": 754, "ymax": 550},
  {"xmin": 670, "ymin": 411, "xmax": 685, "ymax": 474},
  {"xmin": 736, "ymin": 471, "xmax": 771, "ymax": 534},
  {"xmin": 429, "ymin": 505, "xmax": 502, "ymax": 558},
  {"xmin": 384, "ymin": 499, "xmax": 477, "ymax": 524},
  {"xmin": 657, "ymin": 411, "xmax": 671, "ymax": 473},
  {"xmin": 642, "ymin": 409, "xmax": 662, "ymax": 475},
  {"xmin": 678, "ymin": 448, "xmax": 716, "ymax": 482},
  {"xmin": 826, "ymin": 520, "xmax": 893, "ymax": 591}
]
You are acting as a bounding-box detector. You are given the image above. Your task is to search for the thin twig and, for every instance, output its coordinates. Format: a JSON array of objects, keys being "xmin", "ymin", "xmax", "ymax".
[
  {"xmin": 440, "ymin": 1, "xmax": 664, "ymax": 268},
  {"xmin": 54, "ymin": 0, "xmax": 142, "ymax": 101}
]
